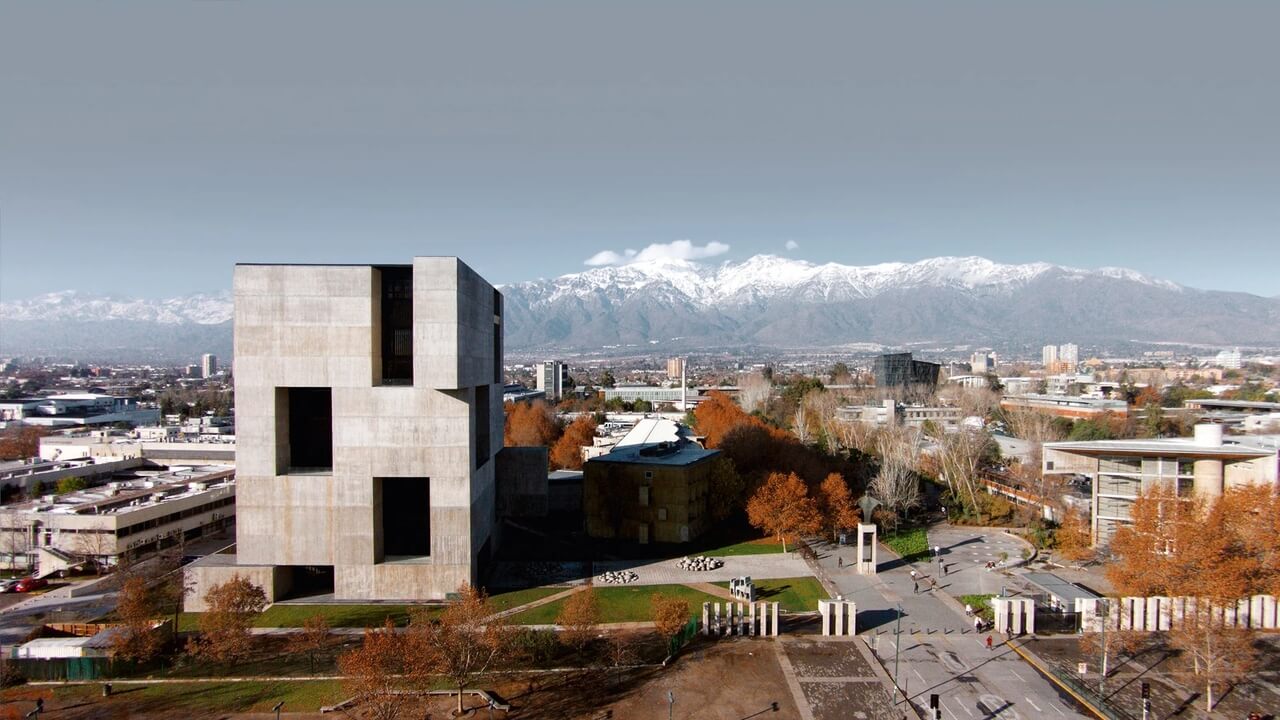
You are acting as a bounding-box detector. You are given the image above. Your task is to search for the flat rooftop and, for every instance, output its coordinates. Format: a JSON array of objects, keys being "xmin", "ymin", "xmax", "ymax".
[
  {"xmin": 1045, "ymin": 435, "xmax": 1279, "ymax": 459},
  {"xmin": 1024, "ymin": 572, "xmax": 1101, "ymax": 604},
  {"xmin": 2, "ymin": 465, "xmax": 235, "ymax": 516}
]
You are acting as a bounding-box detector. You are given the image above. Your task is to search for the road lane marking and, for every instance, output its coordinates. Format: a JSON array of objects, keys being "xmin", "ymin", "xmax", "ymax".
[{"xmin": 1025, "ymin": 697, "xmax": 1042, "ymax": 712}]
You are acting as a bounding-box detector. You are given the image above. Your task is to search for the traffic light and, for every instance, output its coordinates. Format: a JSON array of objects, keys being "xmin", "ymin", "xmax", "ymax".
[
  {"xmin": 930, "ymin": 694, "xmax": 941, "ymax": 720},
  {"xmin": 1141, "ymin": 682, "xmax": 1150, "ymax": 699}
]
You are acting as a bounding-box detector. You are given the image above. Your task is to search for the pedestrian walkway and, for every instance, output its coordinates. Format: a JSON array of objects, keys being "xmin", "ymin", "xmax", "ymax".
[{"xmin": 811, "ymin": 524, "xmax": 1089, "ymax": 719}]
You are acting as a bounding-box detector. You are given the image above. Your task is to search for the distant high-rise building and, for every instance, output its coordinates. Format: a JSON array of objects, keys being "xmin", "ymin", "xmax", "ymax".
[
  {"xmin": 201, "ymin": 353, "xmax": 218, "ymax": 378},
  {"xmin": 536, "ymin": 361, "xmax": 568, "ymax": 401},
  {"xmin": 1058, "ymin": 343, "xmax": 1079, "ymax": 366},
  {"xmin": 1041, "ymin": 345, "xmax": 1059, "ymax": 366},
  {"xmin": 1214, "ymin": 349, "xmax": 1243, "ymax": 369},
  {"xmin": 872, "ymin": 353, "xmax": 940, "ymax": 391},
  {"xmin": 666, "ymin": 357, "xmax": 686, "ymax": 380},
  {"xmin": 185, "ymin": 364, "xmax": 201, "ymax": 379},
  {"xmin": 970, "ymin": 352, "xmax": 993, "ymax": 374}
]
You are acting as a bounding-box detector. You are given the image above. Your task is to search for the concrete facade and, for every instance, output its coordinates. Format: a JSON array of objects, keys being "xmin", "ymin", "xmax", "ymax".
[
  {"xmin": 192, "ymin": 257, "xmax": 503, "ymax": 606},
  {"xmin": 1043, "ymin": 425, "xmax": 1279, "ymax": 546}
]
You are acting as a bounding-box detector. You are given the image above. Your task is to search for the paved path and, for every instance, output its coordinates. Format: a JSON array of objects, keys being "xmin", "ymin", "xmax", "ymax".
[{"xmin": 813, "ymin": 526, "xmax": 1089, "ymax": 719}]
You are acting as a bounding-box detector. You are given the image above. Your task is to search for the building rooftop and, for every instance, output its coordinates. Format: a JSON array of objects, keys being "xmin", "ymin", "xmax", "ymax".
[
  {"xmin": 1045, "ymin": 434, "xmax": 1280, "ymax": 459},
  {"xmin": 2, "ymin": 465, "xmax": 235, "ymax": 516},
  {"xmin": 588, "ymin": 418, "xmax": 719, "ymax": 467},
  {"xmin": 1023, "ymin": 572, "xmax": 1101, "ymax": 604}
]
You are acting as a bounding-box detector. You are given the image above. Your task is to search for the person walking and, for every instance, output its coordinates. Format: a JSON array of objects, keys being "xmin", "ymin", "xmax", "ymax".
[
  {"xmin": 913, "ymin": 580, "xmax": 919, "ymax": 595},
  {"xmin": 838, "ymin": 556, "xmax": 843, "ymax": 568},
  {"xmin": 974, "ymin": 616, "xmax": 982, "ymax": 632},
  {"xmin": 985, "ymin": 635, "xmax": 993, "ymax": 651},
  {"xmin": 965, "ymin": 603, "xmax": 973, "ymax": 617}
]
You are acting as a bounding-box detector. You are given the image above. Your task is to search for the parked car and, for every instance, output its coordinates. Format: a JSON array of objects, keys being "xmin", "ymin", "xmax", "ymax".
[
  {"xmin": 14, "ymin": 576, "xmax": 48, "ymax": 593},
  {"xmin": 0, "ymin": 579, "xmax": 19, "ymax": 593}
]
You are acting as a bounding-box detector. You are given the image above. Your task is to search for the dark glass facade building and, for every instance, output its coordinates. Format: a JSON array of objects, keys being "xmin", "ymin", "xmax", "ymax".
[{"xmin": 873, "ymin": 353, "xmax": 940, "ymax": 390}]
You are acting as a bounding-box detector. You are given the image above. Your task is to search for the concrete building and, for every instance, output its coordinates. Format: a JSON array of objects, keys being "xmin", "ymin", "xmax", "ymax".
[
  {"xmin": 0, "ymin": 465, "xmax": 235, "ymax": 574},
  {"xmin": 1059, "ymin": 343, "xmax": 1079, "ymax": 366},
  {"xmin": 201, "ymin": 354, "xmax": 218, "ymax": 379},
  {"xmin": 1214, "ymin": 349, "xmax": 1244, "ymax": 369},
  {"xmin": 501, "ymin": 383, "xmax": 545, "ymax": 404},
  {"xmin": 1043, "ymin": 425, "xmax": 1280, "ymax": 546},
  {"xmin": 872, "ymin": 353, "xmax": 940, "ymax": 391},
  {"xmin": 583, "ymin": 418, "xmax": 719, "ymax": 544},
  {"xmin": 535, "ymin": 361, "xmax": 567, "ymax": 402},
  {"xmin": 1000, "ymin": 393, "xmax": 1129, "ymax": 419},
  {"xmin": 1041, "ymin": 345, "xmax": 1059, "ymax": 367},
  {"xmin": 0, "ymin": 395, "xmax": 159, "ymax": 429},
  {"xmin": 602, "ymin": 385, "xmax": 687, "ymax": 406},
  {"xmin": 187, "ymin": 257, "xmax": 503, "ymax": 609},
  {"xmin": 666, "ymin": 357, "xmax": 686, "ymax": 379},
  {"xmin": 837, "ymin": 399, "xmax": 964, "ymax": 432},
  {"xmin": 970, "ymin": 352, "xmax": 994, "ymax": 374}
]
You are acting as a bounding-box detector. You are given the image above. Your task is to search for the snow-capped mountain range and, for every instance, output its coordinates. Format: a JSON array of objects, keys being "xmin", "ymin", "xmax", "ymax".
[{"xmin": 2, "ymin": 256, "xmax": 1277, "ymax": 360}]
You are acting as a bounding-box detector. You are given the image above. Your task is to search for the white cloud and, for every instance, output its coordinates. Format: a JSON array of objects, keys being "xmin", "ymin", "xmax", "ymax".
[
  {"xmin": 583, "ymin": 240, "xmax": 730, "ymax": 266},
  {"xmin": 785, "ymin": 240, "xmax": 800, "ymax": 251},
  {"xmin": 583, "ymin": 249, "xmax": 637, "ymax": 266}
]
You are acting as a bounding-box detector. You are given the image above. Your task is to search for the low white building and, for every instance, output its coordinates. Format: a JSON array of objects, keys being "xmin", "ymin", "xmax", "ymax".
[
  {"xmin": 0, "ymin": 465, "xmax": 236, "ymax": 574},
  {"xmin": 0, "ymin": 394, "xmax": 159, "ymax": 429}
]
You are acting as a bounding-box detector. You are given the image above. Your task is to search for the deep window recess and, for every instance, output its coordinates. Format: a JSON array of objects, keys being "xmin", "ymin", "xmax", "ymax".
[
  {"xmin": 492, "ymin": 289, "xmax": 503, "ymax": 384},
  {"xmin": 378, "ymin": 266, "xmax": 413, "ymax": 385},
  {"xmin": 378, "ymin": 477, "xmax": 431, "ymax": 558},
  {"xmin": 286, "ymin": 388, "xmax": 333, "ymax": 471},
  {"xmin": 475, "ymin": 385, "xmax": 491, "ymax": 469}
]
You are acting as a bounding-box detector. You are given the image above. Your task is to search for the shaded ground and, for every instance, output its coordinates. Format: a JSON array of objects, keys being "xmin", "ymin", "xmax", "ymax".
[
  {"xmin": 782, "ymin": 638, "xmax": 900, "ymax": 720},
  {"xmin": 1, "ymin": 636, "xmax": 801, "ymax": 720},
  {"xmin": 1029, "ymin": 634, "xmax": 1280, "ymax": 719}
]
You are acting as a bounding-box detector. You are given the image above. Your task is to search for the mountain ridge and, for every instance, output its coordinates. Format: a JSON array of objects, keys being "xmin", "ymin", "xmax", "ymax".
[{"xmin": 3, "ymin": 255, "xmax": 1278, "ymax": 360}]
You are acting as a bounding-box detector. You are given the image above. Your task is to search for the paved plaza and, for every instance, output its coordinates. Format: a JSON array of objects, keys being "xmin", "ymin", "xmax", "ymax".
[
  {"xmin": 815, "ymin": 524, "xmax": 1090, "ymax": 719},
  {"xmin": 491, "ymin": 551, "xmax": 814, "ymax": 589}
]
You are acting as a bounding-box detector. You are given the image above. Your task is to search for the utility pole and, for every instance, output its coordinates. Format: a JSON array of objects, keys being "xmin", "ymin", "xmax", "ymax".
[
  {"xmin": 1098, "ymin": 597, "xmax": 1109, "ymax": 698},
  {"xmin": 667, "ymin": 690, "xmax": 675, "ymax": 720},
  {"xmin": 891, "ymin": 604, "xmax": 903, "ymax": 705}
]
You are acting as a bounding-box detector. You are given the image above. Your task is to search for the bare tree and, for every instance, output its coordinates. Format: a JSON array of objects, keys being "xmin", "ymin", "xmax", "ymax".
[
  {"xmin": 412, "ymin": 584, "xmax": 517, "ymax": 716},
  {"xmin": 555, "ymin": 586, "xmax": 600, "ymax": 656},
  {"xmin": 186, "ymin": 575, "xmax": 268, "ymax": 664},
  {"xmin": 338, "ymin": 620, "xmax": 414, "ymax": 720},
  {"xmin": 288, "ymin": 614, "xmax": 336, "ymax": 674},
  {"xmin": 1169, "ymin": 605, "xmax": 1258, "ymax": 712},
  {"xmin": 870, "ymin": 426, "xmax": 922, "ymax": 531},
  {"xmin": 791, "ymin": 402, "xmax": 812, "ymax": 445},
  {"xmin": 738, "ymin": 373, "xmax": 771, "ymax": 414},
  {"xmin": 933, "ymin": 428, "xmax": 994, "ymax": 516}
]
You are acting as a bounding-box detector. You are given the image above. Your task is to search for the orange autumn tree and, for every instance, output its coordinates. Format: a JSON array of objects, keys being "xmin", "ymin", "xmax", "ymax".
[
  {"xmin": 817, "ymin": 473, "xmax": 860, "ymax": 540},
  {"xmin": 746, "ymin": 472, "xmax": 822, "ymax": 553},
  {"xmin": 503, "ymin": 400, "xmax": 561, "ymax": 448},
  {"xmin": 550, "ymin": 415, "xmax": 597, "ymax": 470}
]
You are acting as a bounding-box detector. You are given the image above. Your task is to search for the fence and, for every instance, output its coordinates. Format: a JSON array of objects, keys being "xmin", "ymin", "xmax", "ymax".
[
  {"xmin": 701, "ymin": 601, "xmax": 780, "ymax": 637},
  {"xmin": 5, "ymin": 657, "xmax": 163, "ymax": 682},
  {"xmin": 1076, "ymin": 594, "xmax": 1280, "ymax": 633},
  {"xmin": 668, "ymin": 617, "xmax": 698, "ymax": 657}
]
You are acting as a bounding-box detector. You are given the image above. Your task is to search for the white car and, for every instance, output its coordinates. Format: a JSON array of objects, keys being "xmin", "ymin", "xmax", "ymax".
[{"xmin": 0, "ymin": 579, "xmax": 20, "ymax": 593}]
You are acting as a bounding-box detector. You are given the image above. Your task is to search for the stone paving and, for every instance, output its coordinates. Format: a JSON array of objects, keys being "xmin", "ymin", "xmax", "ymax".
[{"xmin": 813, "ymin": 524, "xmax": 1091, "ymax": 719}]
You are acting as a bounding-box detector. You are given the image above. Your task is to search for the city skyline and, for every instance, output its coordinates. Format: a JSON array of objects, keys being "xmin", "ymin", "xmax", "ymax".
[{"xmin": 3, "ymin": 3, "xmax": 1279, "ymax": 300}]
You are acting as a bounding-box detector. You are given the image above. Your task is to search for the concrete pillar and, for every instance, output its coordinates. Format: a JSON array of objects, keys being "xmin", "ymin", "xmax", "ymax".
[
  {"xmin": 819, "ymin": 599, "xmax": 831, "ymax": 634},
  {"xmin": 749, "ymin": 601, "xmax": 757, "ymax": 636},
  {"xmin": 1262, "ymin": 595, "xmax": 1278, "ymax": 630},
  {"xmin": 1192, "ymin": 458, "xmax": 1224, "ymax": 500},
  {"xmin": 703, "ymin": 602, "xmax": 711, "ymax": 635},
  {"xmin": 1145, "ymin": 598, "xmax": 1161, "ymax": 631},
  {"xmin": 856, "ymin": 523, "xmax": 878, "ymax": 575},
  {"xmin": 714, "ymin": 603, "xmax": 721, "ymax": 636},
  {"xmin": 772, "ymin": 601, "xmax": 779, "ymax": 636}
]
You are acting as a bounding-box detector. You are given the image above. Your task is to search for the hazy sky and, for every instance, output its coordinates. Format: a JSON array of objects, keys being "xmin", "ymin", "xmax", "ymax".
[{"xmin": 2, "ymin": 2, "xmax": 1278, "ymax": 300}]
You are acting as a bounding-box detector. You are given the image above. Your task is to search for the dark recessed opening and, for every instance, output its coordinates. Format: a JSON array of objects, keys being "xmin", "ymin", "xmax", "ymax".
[
  {"xmin": 475, "ymin": 385, "xmax": 491, "ymax": 469},
  {"xmin": 379, "ymin": 266, "xmax": 413, "ymax": 385},
  {"xmin": 286, "ymin": 387, "xmax": 332, "ymax": 471},
  {"xmin": 378, "ymin": 477, "xmax": 430, "ymax": 558},
  {"xmin": 281, "ymin": 565, "xmax": 334, "ymax": 600},
  {"xmin": 492, "ymin": 289, "xmax": 503, "ymax": 384}
]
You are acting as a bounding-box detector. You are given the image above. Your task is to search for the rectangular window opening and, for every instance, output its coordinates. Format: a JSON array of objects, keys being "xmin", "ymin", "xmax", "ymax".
[
  {"xmin": 377, "ymin": 477, "xmax": 431, "ymax": 559},
  {"xmin": 475, "ymin": 385, "xmax": 491, "ymax": 469},
  {"xmin": 281, "ymin": 387, "xmax": 333, "ymax": 472},
  {"xmin": 378, "ymin": 266, "xmax": 413, "ymax": 385},
  {"xmin": 492, "ymin": 289, "xmax": 503, "ymax": 384}
]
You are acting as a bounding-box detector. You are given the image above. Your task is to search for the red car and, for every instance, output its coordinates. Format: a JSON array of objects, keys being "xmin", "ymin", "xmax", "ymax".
[{"xmin": 14, "ymin": 576, "xmax": 48, "ymax": 593}]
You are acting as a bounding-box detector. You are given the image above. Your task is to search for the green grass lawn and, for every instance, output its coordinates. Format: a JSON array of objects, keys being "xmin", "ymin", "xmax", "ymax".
[
  {"xmin": 179, "ymin": 603, "xmax": 432, "ymax": 632},
  {"xmin": 175, "ymin": 588, "xmax": 561, "ymax": 632},
  {"xmin": 881, "ymin": 526, "xmax": 930, "ymax": 563},
  {"xmin": 28, "ymin": 679, "xmax": 348, "ymax": 714},
  {"xmin": 697, "ymin": 538, "xmax": 786, "ymax": 556},
  {"xmin": 488, "ymin": 586, "xmax": 563, "ymax": 612},
  {"xmin": 507, "ymin": 584, "xmax": 722, "ymax": 625},
  {"xmin": 711, "ymin": 576, "xmax": 827, "ymax": 612},
  {"xmin": 956, "ymin": 593, "xmax": 996, "ymax": 622}
]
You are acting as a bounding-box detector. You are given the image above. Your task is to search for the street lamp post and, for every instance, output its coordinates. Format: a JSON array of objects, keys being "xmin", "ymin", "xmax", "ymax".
[
  {"xmin": 668, "ymin": 691, "xmax": 675, "ymax": 720},
  {"xmin": 891, "ymin": 604, "xmax": 903, "ymax": 705}
]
